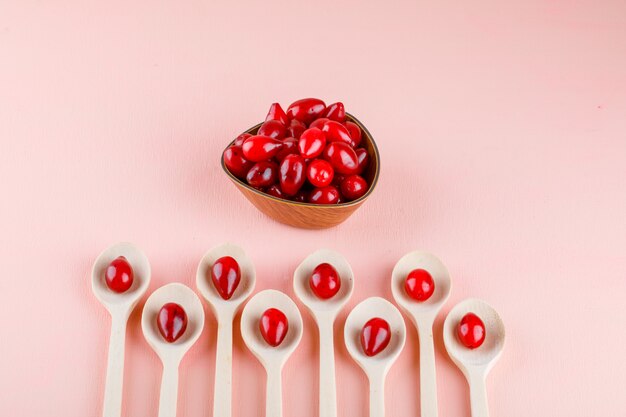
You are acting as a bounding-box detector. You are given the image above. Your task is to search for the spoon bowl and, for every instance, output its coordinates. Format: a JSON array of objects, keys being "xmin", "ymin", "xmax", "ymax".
[
  {"xmin": 391, "ymin": 251, "xmax": 451, "ymax": 417},
  {"xmin": 142, "ymin": 283, "xmax": 205, "ymax": 417},
  {"xmin": 443, "ymin": 298, "xmax": 505, "ymax": 417},
  {"xmin": 91, "ymin": 242, "xmax": 151, "ymax": 417},
  {"xmin": 92, "ymin": 242, "xmax": 151, "ymax": 315},
  {"xmin": 443, "ymin": 298, "xmax": 505, "ymax": 373},
  {"xmin": 196, "ymin": 243, "xmax": 256, "ymax": 417},
  {"xmin": 391, "ymin": 251, "xmax": 451, "ymax": 321},
  {"xmin": 293, "ymin": 249, "xmax": 354, "ymax": 417},
  {"xmin": 196, "ymin": 243, "xmax": 256, "ymax": 318},
  {"xmin": 241, "ymin": 289, "xmax": 303, "ymax": 417}
]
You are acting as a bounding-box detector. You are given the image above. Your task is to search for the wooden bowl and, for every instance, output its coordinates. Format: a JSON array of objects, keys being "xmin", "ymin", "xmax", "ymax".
[{"xmin": 221, "ymin": 113, "xmax": 380, "ymax": 229}]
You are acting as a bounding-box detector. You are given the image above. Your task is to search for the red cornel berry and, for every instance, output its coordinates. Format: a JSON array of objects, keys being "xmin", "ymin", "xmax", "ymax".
[
  {"xmin": 242, "ymin": 135, "xmax": 283, "ymax": 161},
  {"xmin": 457, "ymin": 313, "xmax": 486, "ymax": 349},
  {"xmin": 361, "ymin": 317, "xmax": 391, "ymax": 357},
  {"xmin": 105, "ymin": 256, "xmax": 134, "ymax": 293},
  {"xmin": 260, "ymin": 308, "xmax": 289, "ymax": 347},
  {"xmin": 157, "ymin": 303, "xmax": 188, "ymax": 343},
  {"xmin": 286, "ymin": 98, "xmax": 326, "ymax": 124},
  {"xmin": 279, "ymin": 154, "xmax": 306, "ymax": 196},
  {"xmin": 211, "ymin": 256, "xmax": 241, "ymax": 300},
  {"xmin": 404, "ymin": 269, "xmax": 435, "ymax": 301},
  {"xmin": 309, "ymin": 263, "xmax": 341, "ymax": 299}
]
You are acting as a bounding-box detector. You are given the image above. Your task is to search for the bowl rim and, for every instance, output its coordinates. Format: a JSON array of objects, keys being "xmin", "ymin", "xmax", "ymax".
[{"xmin": 220, "ymin": 112, "xmax": 380, "ymax": 208}]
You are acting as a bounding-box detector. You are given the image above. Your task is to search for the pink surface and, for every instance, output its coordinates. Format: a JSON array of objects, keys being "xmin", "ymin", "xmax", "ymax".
[{"xmin": 1, "ymin": 1, "xmax": 625, "ymax": 416}]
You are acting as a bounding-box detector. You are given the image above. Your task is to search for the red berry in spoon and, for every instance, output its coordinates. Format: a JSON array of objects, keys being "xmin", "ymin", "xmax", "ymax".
[
  {"xmin": 246, "ymin": 161, "xmax": 278, "ymax": 188},
  {"xmin": 309, "ymin": 117, "xmax": 330, "ymax": 130},
  {"xmin": 265, "ymin": 102, "xmax": 288, "ymax": 125},
  {"xmin": 279, "ymin": 154, "xmax": 306, "ymax": 196},
  {"xmin": 322, "ymin": 142, "xmax": 359, "ymax": 175},
  {"xmin": 309, "ymin": 263, "xmax": 341, "ymax": 299},
  {"xmin": 286, "ymin": 98, "xmax": 326, "ymax": 125},
  {"xmin": 340, "ymin": 174, "xmax": 368, "ymax": 201},
  {"xmin": 361, "ymin": 317, "xmax": 391, "ymax": 357},
  {"xmin": 344, "ymin": 121, "xmax": 362, "ymax": 147},
  {"xmin": 457, "ymin": 313, "xmax": 486, "ymax": 349},
  {"xmin": 260, "ymin": 308, "xmax": 289, "ymax": 347},
  {"xmin": 157, "ymin": 303, "xmax": 188, "ymax": 343},
  {"xmin": 322, "ymin": 121, "xmax": 353, "ymax": 147},
  {"xmin": 105, "ymin": 256, "xmax": 134, "ymax": 293},
  {"xmin": 323, "ymin": 102, "xmax": 346, "ymax": 122},
  {"xmin": 211, "ymin": 256, "xmax": 241, "ymax": 300},
  {"xmin": 308, "ymin": 185, "xmax": 340, "ymax": 204},
  {"xmin": 258, "ymin": 120, "xmax": 287, "ymax": 140},
  {"xmin": 404, "ymin": 269, "xmax": 435, "ymax": 302},
  {"xmin": 298, "ymin": 127, "xmax": 326, "ymax": 159},
  {"xmin": 223, "ymin": 145, "xmax": 254, "ymax": 179},
  {"xmin": 287, "ymin": 119, "xmax": 307, "ymax": 139},
  {"xmin": 307, "ymin": 159, "xmax": 334, "ymax": 187},
  {"xmin": 242, "ymin": 135, "xmax": 283, "ymax": 161}
]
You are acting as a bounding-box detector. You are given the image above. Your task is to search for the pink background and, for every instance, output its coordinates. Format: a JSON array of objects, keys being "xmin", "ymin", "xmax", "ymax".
[{"xmin": 1, "ymin": 0, "xmax": 625, "ymax": 416}]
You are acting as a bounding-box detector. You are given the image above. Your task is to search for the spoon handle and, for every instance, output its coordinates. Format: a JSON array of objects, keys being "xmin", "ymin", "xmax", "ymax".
[
  {"xmin": 102, "ymin": 314, "xmax": 127, "ymax": 417},
  {"xmin": 368, "ymin": 373, "xmax": 385, "ymax": 417},
  {"xmin": 265, "ymin": 366, "xmax": 283, "ymax": 417},
  {"xmin": 158, "ymin": 363, "xmax": 179, "ymax": 417},
  {"xmin": 213, "ymin": 318, "xmax": 233, "ymax": 417},
  {"xmin": 318, "ymin": 320, "xmax": 337, "ymax": 417},
  {"xmin": 417, "ymin": 325, "xmax": 439, "ymax": 417},
  {"xmin": 468, "ymin": 373, "xmax": 489, "ymax": 417}
]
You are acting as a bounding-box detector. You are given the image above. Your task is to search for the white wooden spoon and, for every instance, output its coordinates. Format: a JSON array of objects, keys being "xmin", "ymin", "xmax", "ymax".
[
  {"xmin": 443, "ymin": 298, "xmax": 505, "ymax": 417},
  {"xmin": 391, "ymin": 251, "xmax": 451, "ymax": 417},
  {"xmin": 91, "ymin": 242, "xmax": 151, "ymax": 417},
  {"xmin": 240, "ymin": 289, "xmax": 303, "ymax": 417},
  {"xmin": 196, "ymin": 243, "xmax": 256, "ymax": 417},
  {"xmin": 293, "ymin": 249, "xmax": 354, "ymax": 417},
  {"xmin": 141, "ymin": 283, "xmax": 205, "ymax": 417},
  {"xmin": 344, "ymin": 297, "xmax": 406, "ymax": 417}
]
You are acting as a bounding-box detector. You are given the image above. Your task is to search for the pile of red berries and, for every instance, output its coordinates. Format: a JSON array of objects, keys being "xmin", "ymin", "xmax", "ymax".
[{"xmin": 223, "ymin": 98, "xmax": 372, "ymax": 204}]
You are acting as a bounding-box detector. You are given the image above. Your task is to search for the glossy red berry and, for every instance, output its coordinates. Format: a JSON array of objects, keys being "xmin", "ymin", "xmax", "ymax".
[
  {"xmin": 309, "ymin": 263, "xmax": 341, "ymax": 299},
  {"xmin": 274, "ymin": 137, "xmax": 298, "ymax": 162},
  {"xmin": 298, "ymin": 128, "xmax": 326, "ymax": 159},
  {"xmin": 105, "ymin": 256, "xmax": 134, "ymax": 293},
  {"xmin": 246, "ymin": 161, "xmax": 278, "ymax": 188},
  {"xmin": 258, "ymin": 120, "xmax": 287, "ymax": 140},
  {"xmin": 279, "ymin": 154, "xmax": 306, "ymax": 196},
  {"xmin": 234, "ymin": 133, "xmax": 252, "ymax": 147},
  {"xmin": 322, "ymin": 142, "xmax": 359, "ymax": 175},
  {"xmin": 308, "ymin": 185, "xmax": 340, "ymax": 204},
  {"xmin": 265, "ymin": 102, "xmax": 288, "ymax": 125},
  {"xmin": 307, "ymin": 159, "xmax": 334, "ymax": 187},
  {"xmin": 344, "ymin": 121, "xmax": 362, "ymax": 147},
  {"xmin": 361, "ymin": 317, "xmax": 391, "ymax": 357},
  {"xmin": 323, "ymin": 102, "xmax": 346, "ymax": 122},
  {"xmin": 340, "ymin": 174, "xmax": 368, "ymax": 201},
  {"xmin": 157, "ymin": 303, "xmax": 188, "ymax": 343},
  {"xmin": 309, "ymin": 117, "xmax": 329, "ymax": 130},
  {"xmin": 266, "ymin": 184, "xmax": 286, "ymax": 199},
  {"xmin": 322, "ymin": 121, "xmax": 353, "ymax": 146},
  {"xmin": 242, "ymin": 135, "xmax": 283, "ymax": 161},
  {"xmin": 223, "ymin": 145, "xmax": 254, "ymax": 179},
  {"xmin": 211, "ymin": 256, "xmax": 241, "ymax": 300},
  {"xmin": 457, "ymin": 313, "xmax": 486, "ymax": 349},
  {"xmin": 404, "ymin": 269, "xmax": 435, "ymax": 302},
  {"xmin": 286, "ymin": 98, "xmax": 326, "ymax": 125},
  {"xmin": 355, "ymin": 147, "xmax": 370, "ymax": 174},
  {"xmin": 287, "ymin": 119, "xmax": 307, "ymax": 139},
  {"xmin": 260, "ymin": 308, "xmax": 289, "ymax": 347}
]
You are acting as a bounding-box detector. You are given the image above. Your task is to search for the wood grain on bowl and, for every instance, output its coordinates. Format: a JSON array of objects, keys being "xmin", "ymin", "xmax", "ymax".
[{"xmin": 221, "ymin": 114, "xmax": 379, "ymax": 229}]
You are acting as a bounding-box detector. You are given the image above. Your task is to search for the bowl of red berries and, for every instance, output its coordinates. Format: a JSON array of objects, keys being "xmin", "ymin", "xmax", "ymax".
[{"xmin": 221, "ymin": 98, "xmax": 379, "ymax": 229}]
